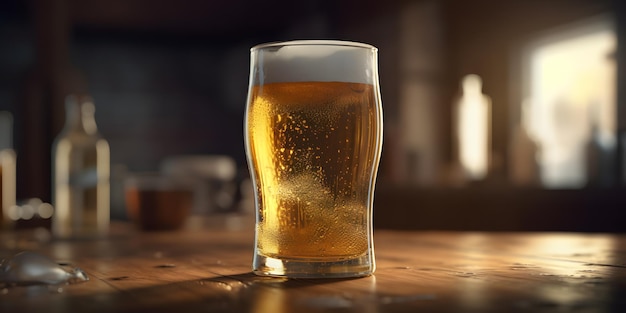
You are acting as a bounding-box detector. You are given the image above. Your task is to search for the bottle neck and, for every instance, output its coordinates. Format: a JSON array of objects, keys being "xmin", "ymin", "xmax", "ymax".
[{"xmin": 65, "ymin": 95, "xmax": 98, "ymax": 135}]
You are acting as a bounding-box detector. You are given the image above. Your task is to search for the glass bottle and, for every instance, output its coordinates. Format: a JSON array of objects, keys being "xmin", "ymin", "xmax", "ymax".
[
  {"xmin": 1, "ymin": 111, "xmax": 16, "ymax": 230},
  {"xmin": 453, "ymin": 74, "xmax": 492, "ymax": 182},
  {"xmin": 52, "ymin": 95, "xmax": 110, "ymax": 238}
]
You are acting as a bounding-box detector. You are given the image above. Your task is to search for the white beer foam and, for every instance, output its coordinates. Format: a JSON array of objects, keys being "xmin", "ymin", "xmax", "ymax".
[{"xmin": 252, "ymin": 40, "xmax": 377, "ymax": 84}]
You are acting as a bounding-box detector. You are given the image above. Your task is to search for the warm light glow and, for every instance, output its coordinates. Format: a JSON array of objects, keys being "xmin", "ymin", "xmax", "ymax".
[
  {"xmin": 526, "ymin": 19, "xmax": 615, "ymax": 188},
  {"xmin": 525, "ymin": 234, "xmax": 615, "ymax": 275},
  {"xmin": 38, "ymin": 203, "xmax": 54, "ymax": 219},
  {"xmin": 457, "ymin": 74, "xmax": 490, "ymax": 181}
]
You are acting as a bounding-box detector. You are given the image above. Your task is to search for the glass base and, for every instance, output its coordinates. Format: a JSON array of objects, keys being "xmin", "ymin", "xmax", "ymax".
[{"xmin": 253, "ymin": 253, "xmax": 375, "ymax": 278}]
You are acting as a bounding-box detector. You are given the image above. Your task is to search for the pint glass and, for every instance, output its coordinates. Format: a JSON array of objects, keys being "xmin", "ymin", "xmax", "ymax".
[{"xmin": 245, "ymin": 40, "xmax": 383, "ymax": 278}]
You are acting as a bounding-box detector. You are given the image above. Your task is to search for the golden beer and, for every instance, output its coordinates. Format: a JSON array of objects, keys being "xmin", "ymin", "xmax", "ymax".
[
  {"xmin": 246, "ymin": 40, "xmax": 382, "ymax": 278},
  {"xmin": 248, "ymin": 81, "xmax": 379, "ymax": 260}
]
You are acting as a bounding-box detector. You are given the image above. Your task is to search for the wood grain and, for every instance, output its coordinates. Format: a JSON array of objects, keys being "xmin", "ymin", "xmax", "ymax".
[{"xmin": 1, "ymin": 217, "xmax": 626, "ymax": 312}]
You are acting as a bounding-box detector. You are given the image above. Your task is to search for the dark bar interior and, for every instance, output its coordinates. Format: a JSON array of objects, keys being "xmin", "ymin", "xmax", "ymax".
[{"xmin": 0, "ymin": 0, "xmax": 623, "ymax": 232}]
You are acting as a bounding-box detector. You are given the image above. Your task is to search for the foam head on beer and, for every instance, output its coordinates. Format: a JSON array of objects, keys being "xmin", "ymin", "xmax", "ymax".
[{"xmin": 252, "ymin": 40, "xmax": 377, "ymax": 85}]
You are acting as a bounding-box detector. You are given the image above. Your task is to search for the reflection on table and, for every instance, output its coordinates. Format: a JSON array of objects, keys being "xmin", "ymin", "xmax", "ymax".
[{"xmin": 1, "ymin": 216, "xmax": 625, "ymax": 312}]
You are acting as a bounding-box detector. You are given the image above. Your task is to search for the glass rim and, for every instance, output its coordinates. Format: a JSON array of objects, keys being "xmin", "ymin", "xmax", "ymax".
[{"xmin": 251, "ymin": 40, "xmax": 377, "ymax": 52}]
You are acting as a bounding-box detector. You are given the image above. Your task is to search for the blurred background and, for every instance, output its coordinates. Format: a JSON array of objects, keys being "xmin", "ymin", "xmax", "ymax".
[{"xmin": 0, "ymin": 0, "xmax": 624, "ymax": 232}]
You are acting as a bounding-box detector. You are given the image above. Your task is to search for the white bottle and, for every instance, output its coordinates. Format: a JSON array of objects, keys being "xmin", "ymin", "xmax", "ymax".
[
  {"xmin": 454, "ymin": 74, "xmax": 491, "ymax": 182},
  {"xmin": 52, "ymin": 95, "xmax": 110, "ymax": 238}
]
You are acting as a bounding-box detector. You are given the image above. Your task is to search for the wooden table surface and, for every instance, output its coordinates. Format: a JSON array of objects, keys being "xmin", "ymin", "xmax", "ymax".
[{"xmin": 2, "ymin": 216, "xmax": 626, "ymax": 313}]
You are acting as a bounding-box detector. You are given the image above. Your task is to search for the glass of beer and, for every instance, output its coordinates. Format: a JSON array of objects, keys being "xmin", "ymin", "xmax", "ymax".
[{"xmin": 244, "ymin": 40, "xmax": 383, "ymax": 278}]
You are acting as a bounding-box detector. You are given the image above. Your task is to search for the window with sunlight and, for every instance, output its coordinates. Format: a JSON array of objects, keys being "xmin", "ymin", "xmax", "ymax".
[{"xmin": 522, "ymin": 17, "xmax": 616, "ymax": 188}]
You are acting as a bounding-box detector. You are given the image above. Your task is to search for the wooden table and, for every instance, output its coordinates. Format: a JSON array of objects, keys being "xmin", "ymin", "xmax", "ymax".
[{"xmin": 2, "ymin": 216, "xmax": 626, "ymax": 312}]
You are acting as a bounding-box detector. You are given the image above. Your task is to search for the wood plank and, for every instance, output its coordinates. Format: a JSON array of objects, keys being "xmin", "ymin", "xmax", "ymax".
[{"xmin": 1, "ymin": 221, "xmax": 626, "ymax": 312}]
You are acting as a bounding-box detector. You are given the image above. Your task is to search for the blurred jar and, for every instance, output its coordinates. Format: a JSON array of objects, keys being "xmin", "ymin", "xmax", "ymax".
[
  {"xmin": 52, "ymin": 95, "xmax": 110, "ymax": 238},
  {"xmin": 160, "ymin": 155, "xmax": 237, "ymax": 214},
  {"xmin": 124, "ymin": 173, "xmax": 192, "ymax": 231}
]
